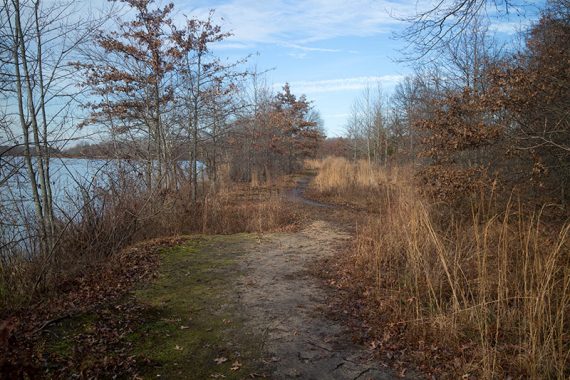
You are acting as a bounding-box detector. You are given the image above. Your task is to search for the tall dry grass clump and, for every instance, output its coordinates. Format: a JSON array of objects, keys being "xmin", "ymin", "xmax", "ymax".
[
  {"xmin": 312, "ymin": 157, "xmax": 382, "ymax": 193},
  {"xmin": 304, "ymin": 158, "xmax": 323, "ymax": 171},
  {"xmin": 201, "ymin": 184, "xmax": 298, "ymax": 234},
  {"xmin": 311, "ymin": 157, "xmax": 413, "ymax": 194},
  {"xmin": 308, "ymin": 157, "xmax": 409, "ymax": 212},
  {"xmin": 313, "ymin": 157, "xmax": 569, "ymax": 378}
]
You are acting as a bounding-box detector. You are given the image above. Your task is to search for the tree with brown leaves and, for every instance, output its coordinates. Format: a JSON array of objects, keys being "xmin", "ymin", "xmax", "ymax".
[
  {"xmin": 271, "ymin": 83, "xmax": 324, "ymax": 173},
  {"xmin": 76, "ymin": 0, "xmax": 178, "ymax": 190},
  {"xmin": 171, "ymin": 10, "xmax": 245, "ymax": 205},
  {"xmin": 486, "ymin": 1, "xmax": 570, "ymax": 202}
]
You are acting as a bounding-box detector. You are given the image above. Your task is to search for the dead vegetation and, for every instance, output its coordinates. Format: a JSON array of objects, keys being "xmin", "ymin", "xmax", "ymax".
[
  {"xmin": 0, "ymin": 172, "xmax": 303, "ymax": 377},
  {"xmin": 0, "ymin": 174, "xmax": 301, "ymax": 311},
  {"xmin": 310, "ymin": 156, "xmax": 569, "ymax": 379},
  {"xmin": 0, "ymin": 236, "xmax": 177, "ymax": 376}
]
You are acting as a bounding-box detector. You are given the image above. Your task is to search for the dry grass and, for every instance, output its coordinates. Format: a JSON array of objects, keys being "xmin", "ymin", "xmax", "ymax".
[
  {"xmin": 306, "ymin": 157, "xmax": 410, "ymax": 213},
  {"xmin": 312, "ymin": 157, "xmax": 570, "ymax": 379},
  {"xmin": 312, "ymin": 157, "xmax": 384, "ymax": 192},
  {"xmin": 0, "ymin": 175, "xmax": 300, "ymax": 311},
  {"xmin": 201, "ymin": 182, "xmax": 299, "ymax": 234}
]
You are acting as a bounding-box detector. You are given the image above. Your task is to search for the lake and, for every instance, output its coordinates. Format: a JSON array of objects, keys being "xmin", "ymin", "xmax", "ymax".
[{"xmin": 0, "ymin": 157, "xmax": 197, "ymax": 255}]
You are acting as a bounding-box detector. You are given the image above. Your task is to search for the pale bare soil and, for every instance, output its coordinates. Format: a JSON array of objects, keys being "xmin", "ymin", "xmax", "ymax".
[
  {"xmin": 234, "ymin": 179, "xmax": 408, "ymax": 380},
  {"xmin": 237, "ymin": 221, "xmax": 393, "ymax": 379}
]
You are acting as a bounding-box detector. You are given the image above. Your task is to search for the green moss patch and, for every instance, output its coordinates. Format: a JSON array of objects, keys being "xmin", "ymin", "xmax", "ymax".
[
  {"xmin": 40, "ymin": 235, "xmax": 265, "ymax": 379},
  {"xmin": 132, "ymin": 235, "xmax": 263, "ymax": 379}
]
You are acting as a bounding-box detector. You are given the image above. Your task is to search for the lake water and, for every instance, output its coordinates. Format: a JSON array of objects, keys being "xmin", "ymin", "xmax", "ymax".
[
  {"xmin": 0, "ymin": 157, "xmax": 196, "ymax": 255},
  {"xmin": 1, "ymin": 158, "xmax": 114, "ymax": 252},
  {"xmin": 2, "ymin": 158, "xmax": 128, "ymax": 212}
]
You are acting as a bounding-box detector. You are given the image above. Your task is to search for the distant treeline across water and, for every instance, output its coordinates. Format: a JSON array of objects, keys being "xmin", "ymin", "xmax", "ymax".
[{"xmin": 1, "ymin": 140, "xmax": 194, "ymax": 161}]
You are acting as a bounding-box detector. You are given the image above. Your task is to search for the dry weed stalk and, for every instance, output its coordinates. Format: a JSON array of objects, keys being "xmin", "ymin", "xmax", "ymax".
[{"xmin": 314, "ymin": 157, "xmax": 569, "ymax": 378}]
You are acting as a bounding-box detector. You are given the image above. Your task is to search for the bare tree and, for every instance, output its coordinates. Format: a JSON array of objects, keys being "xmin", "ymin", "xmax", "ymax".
[
  {"xmin": 346, "ymin": 83, "xmax": 390, "ymax": 165},
  {"xmin": 1, "ymin": 0, "xmax": 98, "ymax": 256},
  {"xmin": 396, "ymin": 0, "xmax": 522, "ymax": 61},
  {"xmin": 172, "ymin": 11, "xmax": 246, "ymax": 205}
]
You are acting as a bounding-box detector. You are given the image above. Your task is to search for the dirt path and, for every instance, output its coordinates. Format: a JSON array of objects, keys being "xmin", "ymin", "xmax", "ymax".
[
  {"xmin": 228, "ymin": 176, "xmax": 400, "ymax": 379},
  {"xmin": 239, "ymin": 220, "xmax": 396, "ymax": 379},
  {"xmin": 29, "ymin": 177, "xmax": 405, "ymax": 379}
]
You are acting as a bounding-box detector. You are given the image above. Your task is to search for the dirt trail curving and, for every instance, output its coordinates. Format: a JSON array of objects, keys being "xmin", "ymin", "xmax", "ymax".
[
  {"xmin": 237, "ymin": 185, "xmax": 399, "ymax": 379},
  {"xmin": 28, "ymin": 176, "xmax": 405, "ymax": 379}
]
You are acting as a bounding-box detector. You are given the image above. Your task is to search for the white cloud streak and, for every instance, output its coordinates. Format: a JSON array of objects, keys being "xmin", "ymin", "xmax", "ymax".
[
  {"xmin": 213, "ymin": 42, "xmax": 257, "ymax": 50},
  {"xmin": 281, "ymin": 43, "xmax": 342, "ymax": 53},
  {"xmin": 275, "ymin": 75, "xmax": 405, "ymax": 94},
  {"xmin": 182, "ymin": 0, "xmax": 408, "ymax": 51},
  {"xmin": 489, "ymin": 20, "xmax": 532, "ymax": 34}
]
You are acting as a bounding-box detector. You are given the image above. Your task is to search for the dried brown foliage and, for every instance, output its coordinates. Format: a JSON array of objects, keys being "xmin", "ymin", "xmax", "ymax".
[
  {"xmin": 311, "ymin": 157, "xmax": 570, "ymax": 379},
  {"xmin": 417, "ymin": 88, "xmax": 502, "ymax": 163},
  {"xmin": 414, "ymin": 6, "xmax": 570, "ymax": 207},
  {"xmin": 418, "ymin": 165, "xmax": 491, "ymax": 202},
  {"xmin": 484, "ymin": 9, "xmax": 570, "ymax": 202},
  {"xmin": 0, "ymin": 236, "xmax": 175, "ymax": 377}
]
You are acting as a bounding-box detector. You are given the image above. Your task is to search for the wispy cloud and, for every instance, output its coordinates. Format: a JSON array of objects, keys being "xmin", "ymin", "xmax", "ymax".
[
  {"xmin": 489, "ymin": 20, "xmax": 531, "ymax": 34},
  {"xmin": 281, "ymin": 43, "xmax": 342, "ymax": 53},
  {"xmin": 288, "ymin": 51, "xmax": 307, "ymax": 59},
  {"xmin": 277, "ymin": 75, "xmax": 405, "ymax": 94},
  {"xmin": 213, "ymin": 42, "xmax": 256, "ymax": 50},
  {"xmin": 184, "ymin": 0, "xmax": 407, "ymax": 50},
  {"xmin": 284, "ymin": 43, "xmax": 344, "ymax": 59}
]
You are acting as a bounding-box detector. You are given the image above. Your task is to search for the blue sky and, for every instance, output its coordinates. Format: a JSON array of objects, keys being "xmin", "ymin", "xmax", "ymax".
[
  {"xmin": 226, "ymin": 34, "xmax": 408, "ymax": 137},
  {"xmin": 180, "ymin": 0, "xmax": 415, "ymax": 136},
  {"xmin": 92, "ymin": 0, "xmax": 542, "ymax": 137}
]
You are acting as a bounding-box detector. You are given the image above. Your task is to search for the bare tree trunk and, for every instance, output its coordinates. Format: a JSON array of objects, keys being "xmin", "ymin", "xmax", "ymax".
[
  {"xmin": 366, "ymin": 136, "xmax": 371, "ymax": 164},
  {"xmin": 34, "ymin": 0, "xmax": 55, "ymax": 241},
  {"xmin": 211, "ymin": 115, "xmax": 218, "ymax": 183},
  {"xmin": 146, "ymin": 129, "xmax": 153, "ymax": 190},
  {"xmin": 384, "ymin": 131, "xmax": 388, "ymax": 167},
  {"xmin": 190, "ymin": 53, "xmax": 201, "ymax": 208},
  {"xmin": 11, "ymin": 0, "xmax": 49, "ymax": 254},
  {"xmin": 152, "ymin": 59, "xmax": 169, "ymax": 189}
]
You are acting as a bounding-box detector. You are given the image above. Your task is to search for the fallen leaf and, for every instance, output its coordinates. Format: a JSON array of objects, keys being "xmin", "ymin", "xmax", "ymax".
[
  {"xmin": 230, "ymin": 360, "xmax": 242, "ymax": 371},
  {"xmin": 214, "ymin": 357, "xmax": 228, "ymax": 365}
]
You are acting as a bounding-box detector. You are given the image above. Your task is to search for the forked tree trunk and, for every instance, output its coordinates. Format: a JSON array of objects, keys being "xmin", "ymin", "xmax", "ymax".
[{"xmin": 11, "ymin": 0, "xmax": 54, "ymax": 255}]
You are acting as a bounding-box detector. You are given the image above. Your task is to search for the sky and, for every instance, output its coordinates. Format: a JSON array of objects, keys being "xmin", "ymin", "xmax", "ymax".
[
  {"xmin": 182, "ymin": 0, "xmax": 416, "ymax": 136},
  {"xmin": 88, "ymin": 0, "xmax": 543, "ymax": 137}
]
